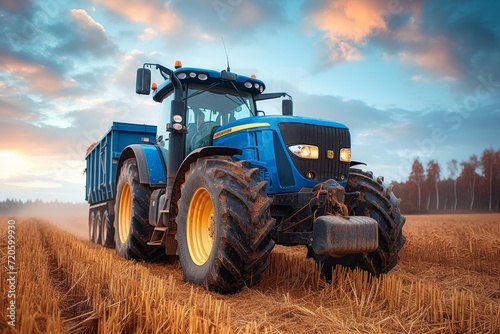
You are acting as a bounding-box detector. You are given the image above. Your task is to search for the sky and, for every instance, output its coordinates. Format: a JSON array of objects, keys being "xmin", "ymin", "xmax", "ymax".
[{"xmin": 1, "ymin": 0, "xmax": 499, "ymax": 203}]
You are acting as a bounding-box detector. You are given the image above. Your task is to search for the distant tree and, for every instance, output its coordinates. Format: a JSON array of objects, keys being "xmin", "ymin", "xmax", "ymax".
[
  {"xmin": 392, "ymin": 180, "xmax": 417, "ymax": 213},
  {"xmin": 440, "ymin": 178, "xmax": 454, "ymax": 211},
  {"xmin": 494, "ymin": 148, "xmax": 500, "ymax": 210},
  {"xmin": 409, "ymin": 159, "xmax": 425, "ymax": 214},
  {"xmin": 460, "ymin": 155, "xmax": 479, "ymax": 211},
  {"xmin": 447, "ymin": 159, "xmax": 459, "ymax": 211},
  {"xmin": 426, "ymin": 160, "xmax": 440, "ymax": 211},
  {"xmin": 496, "ymin": 150, "xmax": 500, "ymax": 210},
  {"xmin": 481, "ymin": 148, "xmax": 499, "ymax": 212}
]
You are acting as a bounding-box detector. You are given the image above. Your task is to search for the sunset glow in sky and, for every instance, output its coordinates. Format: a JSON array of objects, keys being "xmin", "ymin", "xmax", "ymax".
[{"xmin": 1, "ymin": 0, "xmax": 499, "ymax": 202}]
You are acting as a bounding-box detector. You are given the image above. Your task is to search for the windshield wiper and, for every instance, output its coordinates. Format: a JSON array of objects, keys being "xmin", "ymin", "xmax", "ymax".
[
  {"xmin": 223, "ymin": 93, "xmax": 246, "ymax": 108},
  {"xmin": 185, "ymin": 82, "xmax": 221, "ymax": 100},
  {"xmin": 228, "ymin": 81, "xmax": 252, "ymax": 114}
]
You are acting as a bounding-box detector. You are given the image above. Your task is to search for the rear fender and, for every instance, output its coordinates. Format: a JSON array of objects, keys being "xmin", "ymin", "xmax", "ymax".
[{"xmin": 116, "ymin": 144, "xmax": 167, "ymax": 188}]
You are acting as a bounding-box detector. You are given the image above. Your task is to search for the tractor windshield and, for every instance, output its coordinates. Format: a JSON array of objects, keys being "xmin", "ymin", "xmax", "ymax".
[
  {"xmin": 185, "ymin": 84, "xmax": 255, "ymax": 153},
  {"xmin": 185, "ymin": 84, "xmax": 255, "ymax": 123}
]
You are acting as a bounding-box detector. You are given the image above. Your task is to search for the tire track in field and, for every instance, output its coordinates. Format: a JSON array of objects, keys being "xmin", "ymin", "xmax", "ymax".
[{"xmin": 37, "ymin": 222, "xmax": 98, "ymax": 334}]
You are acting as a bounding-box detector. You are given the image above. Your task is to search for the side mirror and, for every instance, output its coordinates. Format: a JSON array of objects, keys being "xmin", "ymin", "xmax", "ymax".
[
  {"xmin": 136, "ymin": 68, "xmax": 151, "ymax": 95},
  {"xmin": 282, "ymin": 99, "xmax": 293, "ymax": 116}
]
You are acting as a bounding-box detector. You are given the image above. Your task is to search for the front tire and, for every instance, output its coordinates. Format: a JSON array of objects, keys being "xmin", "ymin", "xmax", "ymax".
[
  {"xmin": 114, "ymin": 158, "xmax": 165, "ymax": 261},
  {"xmin": 177, "ymin": 156, "xmax": 275, "ymax": 294},
  {"xmin": 313, "ymin": 169, "xmax": 406, "ymax": 280}
]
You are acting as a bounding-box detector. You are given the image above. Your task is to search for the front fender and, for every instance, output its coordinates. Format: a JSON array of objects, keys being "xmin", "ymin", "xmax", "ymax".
[
  {"xmin": 168, "ymin": 146, "xmax": 242, "ymax": 216},
  {"xmin": 116, "ymin": 144, "xmax": 167, "ymax": 187},
  {"xmin": 174, "ymin": 146, "xmax": 242, "ymax": 185}
]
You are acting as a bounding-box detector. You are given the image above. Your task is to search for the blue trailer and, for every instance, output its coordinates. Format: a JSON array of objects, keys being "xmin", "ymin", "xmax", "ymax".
[
  {"xmin": 85, "ymin": 60, "xmax": 406, "ymax": 294},
  {"xmin": 85, "ymin": 122, "xmax": 157, "ymax": 246}
]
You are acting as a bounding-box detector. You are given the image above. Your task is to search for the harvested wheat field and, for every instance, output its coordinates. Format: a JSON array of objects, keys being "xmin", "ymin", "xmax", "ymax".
[{"xmin": 1, "ymin": 214, "xmax": 499, "ymax": 333}]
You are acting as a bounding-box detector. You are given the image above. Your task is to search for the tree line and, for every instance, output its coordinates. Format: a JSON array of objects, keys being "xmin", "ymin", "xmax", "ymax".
[
  {"xmin": 392, "ymin": 147, "xmax": 500, "ymax": 214},
  {"xmin": 0, "ymin": 199, "xmax": 87, "ymax": 217}
]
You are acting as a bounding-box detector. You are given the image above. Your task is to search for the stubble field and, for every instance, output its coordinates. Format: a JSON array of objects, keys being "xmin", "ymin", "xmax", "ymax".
[{"xmin": 1, "ymin": 213, "xmax": 499, "ymax": 333}]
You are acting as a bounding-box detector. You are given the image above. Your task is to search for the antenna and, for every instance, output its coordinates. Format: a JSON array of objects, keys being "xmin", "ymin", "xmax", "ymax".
[{"xmin": 221, "ymin": 37, "xmax": 230, "ymax": 72}]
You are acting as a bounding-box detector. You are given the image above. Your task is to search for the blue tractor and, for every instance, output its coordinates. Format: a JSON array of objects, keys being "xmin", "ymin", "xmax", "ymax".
[{"xmin": 85, "ymin": 60, "xmax": 405, "ymax": 294}]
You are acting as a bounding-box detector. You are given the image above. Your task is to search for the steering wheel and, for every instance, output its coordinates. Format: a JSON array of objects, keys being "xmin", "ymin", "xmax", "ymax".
[{"xmin": 190, "ymin": 121, "xmax": 217, "ymax": 149}]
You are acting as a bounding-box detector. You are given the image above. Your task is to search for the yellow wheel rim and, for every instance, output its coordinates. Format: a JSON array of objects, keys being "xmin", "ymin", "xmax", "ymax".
[
  {"xmin": 118, "ymin": 182, "xmax": 132, "ymax": 243},
  {"xmin": 187, "ymin": 187, "xmax": 215, "ymax": 266}
]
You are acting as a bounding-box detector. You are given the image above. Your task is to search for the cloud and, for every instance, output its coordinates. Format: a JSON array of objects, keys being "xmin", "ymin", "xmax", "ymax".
[
  {"xmin": 0, "ymin": 3, "xmax": 120, "ymax": 101},
  {"xmin": 4, "ymin": 180, "xmax": 62, "ymax": 189},
  {"xmin": 94, "ymin": 0, "xmax": 181, "ymax": 32},
  {"xmin": 51, "ymin": 9, "xmax": 118, "ymax": 59},
  {"xmin": 0, "ymin": 118, "xmax": 75, "ymax": 157},
  {"xmin": 0, "ymin": 50, "xmax": 72, "ymax": 95},
  {"xmin": 411, "ymin": 74, "xmax": 429, "ymax": 83},
  {"xmin": 395, "ymin": 34, "xmax": 462, "ymax": 79},
  {"xmin": 304, "ymin": 0, "xmax": 500, "ymax": 88},
  {"xmin": 175, "ymin": 0, "xmax": 290, "ymax": 39},
  {"xmin": 414, "ymin": 0, "xmax": 500, "ymax": 81},
  {"xmin": 303, "ymin": 0, "xmax": 395, "ymax": 63},
  {"xmin": 138, "ymin": 27, "xmax": 157, "ymax": 41},
  {"xmin": 0, "ymin": 90, "xmax": 44, "ymax": 124},
  {"xmin": 95, "ymin": 0, "xmax": 290, "ymax": 44},
  {"xmin": 0, "ymin": 0, "xmax": 33, "ymax": 14}
]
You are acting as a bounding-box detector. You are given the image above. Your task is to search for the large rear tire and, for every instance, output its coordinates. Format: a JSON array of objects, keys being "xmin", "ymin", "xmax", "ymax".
[
  {"xmin": 312, "ymin": 169, "xmax": 406, "ymax": 280},
  {"xmin": 177, "ymin": 156, "xmax": 275, "ymax": 294},
  {"xmin": 114, "ymin": 158, "xmax": 165, "ymax": 261}
]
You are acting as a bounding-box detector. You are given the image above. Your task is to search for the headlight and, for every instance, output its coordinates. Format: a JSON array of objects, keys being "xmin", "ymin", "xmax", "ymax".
[
  {"xmin": 340, "ymin": 148, "xmax": 351, "ymax": 162},
  {"xmin": 288, "ymin": 145, "xmax": 319, "ymax": 159}
]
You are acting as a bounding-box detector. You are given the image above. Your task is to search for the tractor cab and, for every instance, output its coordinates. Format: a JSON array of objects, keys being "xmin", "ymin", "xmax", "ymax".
[
  {"xmin": 140, "ymin": 64, "xmax": 264, "ymax": 154},
  {"xmin": 137, "ymin": 62, "xmax": 292, "ymax": 157}
]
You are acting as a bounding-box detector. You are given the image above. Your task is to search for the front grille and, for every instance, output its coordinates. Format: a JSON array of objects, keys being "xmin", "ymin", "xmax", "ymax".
[{"xmin": 278, "ymin": 123, "xmax": 350, "ymax": 182}]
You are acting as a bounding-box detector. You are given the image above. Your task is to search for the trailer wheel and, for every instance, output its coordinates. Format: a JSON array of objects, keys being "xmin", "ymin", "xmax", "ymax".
[
  {"xmin": 89, "ymin": 210, "xmax": 96, "ymax": 242},
  {"xmin": 312, "ymin": 169, "xmax": 406, "ymax": 280},
  {"xmin": 177, "ymin": 156, "xmax": 275, "ymax": 294},
  {"xmin": 94, "ymin": 210, "xmax": 102, "ymax": 244},
  {"xmin": 101, "ymin": 210, "xmax": 115, "ymax": 248},
  {"xmin": 114, "ymin": 158, "xmax": 165, "ymax": 261}
]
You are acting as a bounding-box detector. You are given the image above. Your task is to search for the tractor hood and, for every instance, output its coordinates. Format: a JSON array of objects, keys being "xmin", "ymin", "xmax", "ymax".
[
  {"xmin": 213, "ymin": 115, "xmax": 351, "ymax": 194},
  {"xmin": 213, "ymin": 115, "xmax": 349, "ymax": 139}
]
